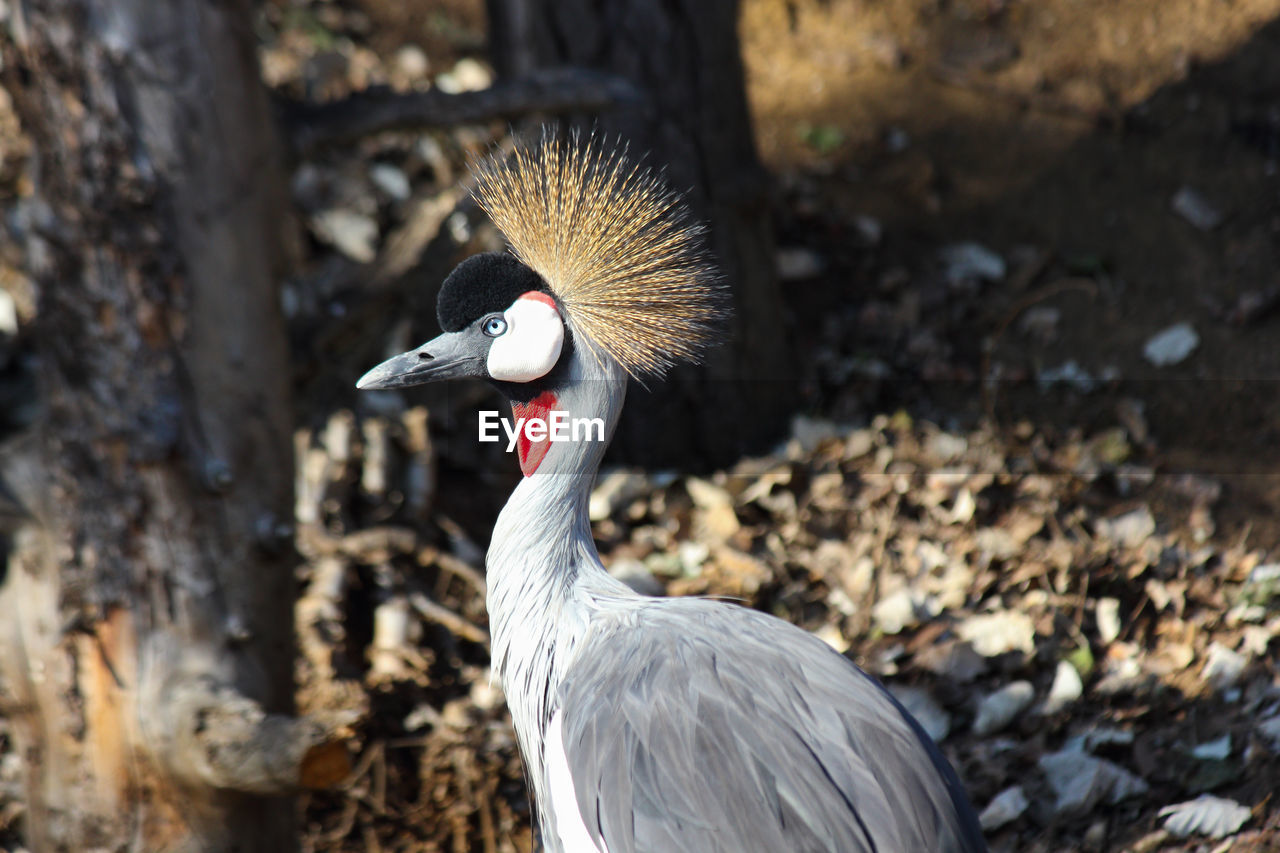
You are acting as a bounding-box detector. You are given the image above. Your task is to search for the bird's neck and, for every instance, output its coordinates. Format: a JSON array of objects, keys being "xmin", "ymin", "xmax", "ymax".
[{"xmin": 484, "ymin": 346, "xmax": 636, "ymax": 779}]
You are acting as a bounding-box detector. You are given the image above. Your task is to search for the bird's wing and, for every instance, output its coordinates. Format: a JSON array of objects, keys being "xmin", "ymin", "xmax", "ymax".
[{"xmin": 553, "ymin": 600, "xmax": 986, "ymax": 853}]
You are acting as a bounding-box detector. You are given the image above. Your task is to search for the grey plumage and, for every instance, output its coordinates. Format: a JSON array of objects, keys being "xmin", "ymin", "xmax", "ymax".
[{"xmin": 558, "ymin": 600, "xmax": 986, "ymax": 853}]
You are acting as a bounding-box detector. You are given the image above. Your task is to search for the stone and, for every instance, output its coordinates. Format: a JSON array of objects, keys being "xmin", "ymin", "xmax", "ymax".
[
  {"xmin": 973, "ymin": 681, "xmax": 1034, "ymax": 735},
  {"xmin": 978, "ymin": 786, "xmax": 1028, "ymax": 831},
  {"xmin": 1143, "ymin": 322, "xmax": 1199, "ymax": 367}
]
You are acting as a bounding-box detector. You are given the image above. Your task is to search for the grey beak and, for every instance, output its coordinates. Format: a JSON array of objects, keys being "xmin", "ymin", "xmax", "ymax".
[{"xmin": 356, "ymin": 331, "xmax": 488, "ymax": 390}]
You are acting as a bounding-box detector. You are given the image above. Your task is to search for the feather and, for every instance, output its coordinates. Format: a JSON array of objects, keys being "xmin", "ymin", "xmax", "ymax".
[
  {"xmin": 555, "ymin": 600, "xmax": 989, "ymax": 853},
  {"xmin": 471, "ymin": 129, "xmax": 727, "ymax": 378}
]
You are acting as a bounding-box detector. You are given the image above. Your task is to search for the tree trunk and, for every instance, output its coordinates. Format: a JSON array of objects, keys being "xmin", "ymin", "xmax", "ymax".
[
  {"xmin": 0, "ymin": 2, "xmax": 346, "ymax": 851},
  {"xmin": 486, "ymin": 0, "xmax": 798, "ymax": 468}
]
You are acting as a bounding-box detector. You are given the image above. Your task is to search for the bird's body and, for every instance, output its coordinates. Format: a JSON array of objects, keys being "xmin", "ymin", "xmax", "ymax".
[{"xmin": 359, "ymin": 133, "xmax": 987, "ymax": 853}]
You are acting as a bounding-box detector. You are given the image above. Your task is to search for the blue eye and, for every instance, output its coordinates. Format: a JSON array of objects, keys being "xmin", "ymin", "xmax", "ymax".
[{"xmin": 483, "ymin": 315, "xmax": 508, "ymax": 337}]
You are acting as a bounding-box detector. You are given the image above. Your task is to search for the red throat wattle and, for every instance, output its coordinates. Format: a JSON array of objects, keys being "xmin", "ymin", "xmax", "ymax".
[{"xmin": 509, "ymin": 390, "xmax": 558, "ymax": 476}]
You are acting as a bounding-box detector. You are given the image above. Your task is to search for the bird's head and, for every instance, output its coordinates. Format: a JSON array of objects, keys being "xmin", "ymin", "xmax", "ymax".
[
  {"xmin": 356, "ymin": 252, "xmax": 568, "ymax": 392},
  {"xmin": 357, "ymin": 131, "xmax": 726, "ymax": 397}
]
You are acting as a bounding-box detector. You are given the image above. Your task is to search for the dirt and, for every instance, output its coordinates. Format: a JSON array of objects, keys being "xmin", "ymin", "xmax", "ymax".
[{"xmin": 741, "ymin": 0, "xmax": 1280, "ymax": 542}]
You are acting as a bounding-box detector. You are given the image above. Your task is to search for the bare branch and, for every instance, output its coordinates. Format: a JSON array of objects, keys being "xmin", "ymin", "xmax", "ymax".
[
  {"xmin": 281, "ymin": 67, "xmax": 644, "ymax": 154},
  {"xmin": 410, "ymin": 592, "xmax": 491, "ymax": 649}
]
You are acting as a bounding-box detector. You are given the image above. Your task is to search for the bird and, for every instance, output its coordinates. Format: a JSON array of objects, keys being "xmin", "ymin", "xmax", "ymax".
[{"xmin": 357, "ymin": 131, "xmax": 988, "ymax": 853}]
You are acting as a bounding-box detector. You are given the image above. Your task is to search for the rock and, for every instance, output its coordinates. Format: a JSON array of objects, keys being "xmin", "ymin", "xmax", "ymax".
[
  {"xmin": 916, "ymin": 640, "xmax": 988, "ymax": 682},
  {"xmin": 1190, "ymin": 734, "xmax": 1231, "ymax": 761},
  {"xmin": 469, "ymin": 678, "xmax": 505, "ymax": 711},
  {"xmin": 1143, "ymin": 322, "xmax": 1199, "ymax": 367},
  {"xmin": 929, "ymin": 558, "xmax": 974, "ymax": 609},
  {"xmin": 788, "ymin": 415, "xmax": 843, "ymax": 455},
  {"xmin": 310, "ymin": 208, "xmax": 379, "ymax": 263},
  {"xmin": 979, "ymin": 785, "xmax": 1028, "ymax": 831},
  {"xmin": 1239, "ymin": 625, "xmax": 1271, "ymax": 655},
  {"xmin": 676, "ymin": 540, "xmax": 709, "ymax": 577},
  {"xmin": 872, "ymin": 588, "xmax": 924, "ymax": 634},
  {"xmin": 1201, "ymin": 642, "xmax": 1247, "ymax": 689},
  {"xmin": 1037, "ymin": 360, "xmax": 1097, "ymax": 394},
  {"xmin": 608, "ymin": 558, "xmax": 665, "ymax": 597},
  {"xmin": 1084, "ymin": 726, "xmax": 1135, "ymax": 751},
  {"xmin": 370, "ymin": 163, "xmax": 411, "ymax": 201},
  {"xmin": 925, "ymin": 431, "xmax": 968, "ymax": 463},
  {"xmin": 1243, "ymin": 563, "xmax": 1280, "ymax": 604},
  {"xmin": 1041, "ymin": 660, "xmax": 1084, "ymax": 714},
  {"xmin": 1094, "ymin": 506, "xmax": 1155, "ymax": 548},
  {"xmin": 1096, "ymin": 597, "xmax": 1122, "ymax": 644},
  {"xmin": 686, "ymin": 477, "xmax": 738, "ymax": 524},
  {"xmin": 393, "ymin": 44, "xmax": 430, "ymax": 80},
  {"xmin": 1257, "ymin": 715, "xmax": 1280, "ymax": 751},
  {"xmin": 813, "ymin": 622, "xmax": 850, "ymax": 653},
  {"xmin": 776, "ymin": 247, "xmax": 825, "ymax": 280},
  {"xmin": 436, "ymin": 58, "xmax": 493, "ymax": 93},
  {"xmin": 887, "ymin": 685, "xmax": 950, "ymax": 742},
  {"xmin": 956, "ymin": 610, "xmax": 1035, "ymax": 657},
  {"xmin": 1038, "ymin": 748, "xmax": 1149, "ymax": 813},
  {"xmin": 973, "ymin": 681, "xmax": 1034, "ymax": 735},
  {"xmin": 1159, "ymin": 795, "xmax": 1251, "ymax": 838},
  {"xmin": 589, "ymin": 469, "xmax": 651, "ymax": 522},
  {"xmin": 0, "ymin": 289, "xmax": 16, "ymax": 336},
  {"xmin": 940, "ymin": 242, "xmax": 1006, "ymax": 284},
  {"xmin": 1170, "ymin": 186, "xmax": 1224, "ymax": 230},
  {"xmin": 1017, "ymin": 305, "xmax": 1060, "ymax": 341},
  {"xmin": 844, "ymin": 429, "xmax": 875, "ymax": 460}
]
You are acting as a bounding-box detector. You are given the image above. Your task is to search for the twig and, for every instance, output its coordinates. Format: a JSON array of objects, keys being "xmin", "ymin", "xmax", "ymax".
[
  {"xmin": 410, "ymin": 592, "xmax": 491, "ymax": 649},
  {"xmin": 281, "ymin": 68, "xmax": 644, "ymax": 154},
  {"xmin": 302, "ymin": 526, "xmax": 419, "ymax": 560},
  {"xmin": 427, "ymin": 548, "xmax": 488, "ymax": 597},
  {"xmin": 478, "ymin": 775, "xmax": 499, "ymax": 853}
]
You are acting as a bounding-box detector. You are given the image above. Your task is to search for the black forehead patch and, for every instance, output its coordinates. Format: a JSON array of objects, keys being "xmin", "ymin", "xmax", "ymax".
[{"xmin": 436, "ymin": 252, "xmax": 550, "ymax": 332}]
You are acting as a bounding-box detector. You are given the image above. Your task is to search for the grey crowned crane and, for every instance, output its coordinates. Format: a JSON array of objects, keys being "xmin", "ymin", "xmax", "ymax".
[{"xmin": 357, "ymin": 133, "xmax": 988, "ymax": 853}]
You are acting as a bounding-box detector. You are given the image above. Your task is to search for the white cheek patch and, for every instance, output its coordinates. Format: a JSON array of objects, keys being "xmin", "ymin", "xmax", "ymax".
[{"xmin": 486, "ymin": 293, "xmax": 565, "ymax": 382}]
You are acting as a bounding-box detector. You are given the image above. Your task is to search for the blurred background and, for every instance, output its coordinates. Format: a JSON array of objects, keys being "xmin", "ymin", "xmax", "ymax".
[{"xmin": 0, "ymin": 0, "xmax": 1278, "ymax": 851}]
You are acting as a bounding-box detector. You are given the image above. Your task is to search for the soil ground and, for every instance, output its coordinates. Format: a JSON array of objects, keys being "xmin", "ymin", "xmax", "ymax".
[{"xmin": 741, "ymin": 0, "xmax": 1280, "ymax": 541}]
